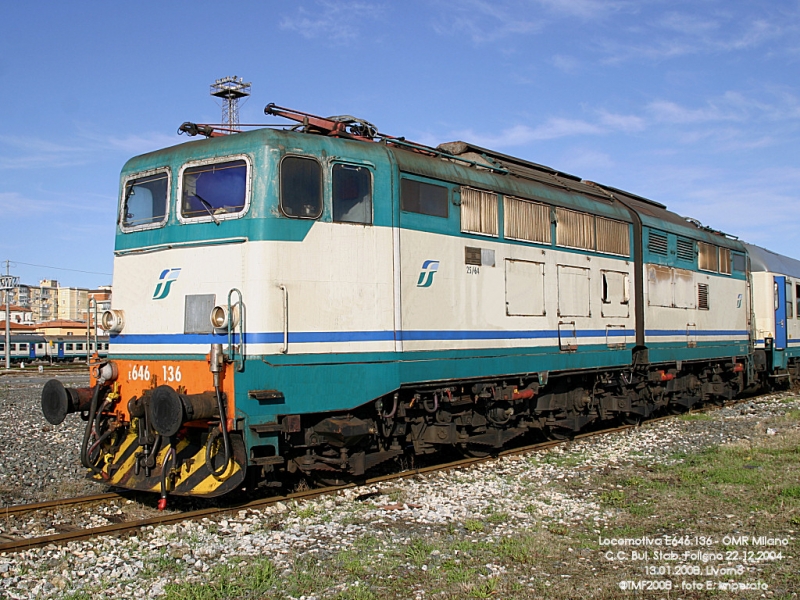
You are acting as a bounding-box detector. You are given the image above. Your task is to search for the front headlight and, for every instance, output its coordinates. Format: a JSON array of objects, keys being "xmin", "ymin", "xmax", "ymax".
[{"xmin": 101, "ymin": 310, "xmax": 125, "ymax": 333}]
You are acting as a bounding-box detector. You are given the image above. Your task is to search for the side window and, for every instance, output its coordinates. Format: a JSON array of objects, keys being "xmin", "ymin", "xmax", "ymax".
[
  {"xmin": 333, "ymin": 164, "xmax": 372, "ymax": 224},
  {"xmin": 698, "ymin": 242, "xmax": 719, "ymax": 272},
  {"xmin": 732, "ymin": 253, "xmax": 746, "ymax": 273},
  {"xmin": 786, "ymin": 281, "xmax": 794, "ymax": 319},
  {"xmin": 796, "ymin": 284, "xmax": 800, "ymax": 319},
  {"xmin": 181, "ymin": 159, "xmax": 248, "ymax": 221},
  {"xmin": 281, "ymin": 156, "xmax": 322, "ymax": 218},
  {"xmin": 121, "ymin": 170, "xmax": 169, "ymax": 230},
  {"xmin": 66, "ymin": 343, "xmax": 74, "ymax": 351},
  {"xmin": 460, "ymin": 187, "xmax": 498, "ymax": 236},
  {"xmin": 719, "ymin": 248, "xmax": 732, "ymax": 275},
  {"xmin": 400, "ymin": 178, "xmax": 448, "ymax": 218}
]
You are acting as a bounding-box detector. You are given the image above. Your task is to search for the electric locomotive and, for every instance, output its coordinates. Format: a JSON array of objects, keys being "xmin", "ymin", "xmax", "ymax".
[{"xmin": 41, "ymin": 104, "xmax": 795, "ymax": 502}]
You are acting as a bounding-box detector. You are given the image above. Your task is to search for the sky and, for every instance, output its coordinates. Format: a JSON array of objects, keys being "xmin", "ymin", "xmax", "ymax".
[{"xmin": 1, "ymin": 0, "xmax": 799, "ymax": 289}]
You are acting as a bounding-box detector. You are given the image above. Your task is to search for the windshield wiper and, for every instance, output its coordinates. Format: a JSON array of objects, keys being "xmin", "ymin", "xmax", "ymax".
[{"xmin": 194, "ymin": 194, "xmax": 220, "ymax": 225}]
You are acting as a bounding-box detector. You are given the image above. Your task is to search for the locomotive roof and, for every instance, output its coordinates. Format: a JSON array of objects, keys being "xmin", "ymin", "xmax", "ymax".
[
  {"xmin": 125, "ymin": 122, "xmax": 743, "ymax": 250},
  {"xmin": 394, "ymin": 139, "xmax": 742, "ymax": 250},
  {"xmin": 743, "ymin": 243, "xmax": 800, "ymax": 278}
]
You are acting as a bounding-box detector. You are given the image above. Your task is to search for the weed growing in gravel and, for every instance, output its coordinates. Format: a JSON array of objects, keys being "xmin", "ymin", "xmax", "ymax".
[
  {"xmin": 283, "ymin": 554, "xmax": 331, "ymax": 598},
  {"xmin": 162, "ymin": 556, "xmax": 277, "ymax": 600},
  {"xmin": 679, "ymin": 412, "xmax": 712, "ymax": 421},
  {"xmin": 464, "ymin": 519, "xmax": 484, "ymax": 532},
  {"xmin": 333, "ymin": 584, "xmax": 378, "ymax": 600},
  {"xmin": 404, "ymin": 538, "xmax": 434, "ymax": 567},
  {"xmin": 294, "ymin": 503, "xmax": 316, "ymax": 519},
  {"xmin": 469, "ymin": 577, "xmax": 498, "ymax": 598},
  {"xmin": 60, "ymin": 591, "xmax": 93, "ymax": 600}
]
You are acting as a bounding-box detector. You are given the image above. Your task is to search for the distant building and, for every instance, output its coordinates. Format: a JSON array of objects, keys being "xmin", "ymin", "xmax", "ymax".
[
  {"xmin": 0, "ymin": 304, "xmax": 34, "ymax": 325},
  {"xmin": 57, "ymin": 287, "xmax": 90, "ymax": 322},
  {"xmin": 35, "ymin": 319, "xmax": 90, "ymax": 336},
  {"xmin": 3, "ymin": 280, "xmax": 112, "ymax": 324}
]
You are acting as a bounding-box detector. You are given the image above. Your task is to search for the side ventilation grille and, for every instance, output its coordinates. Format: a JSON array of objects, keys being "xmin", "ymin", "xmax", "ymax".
[
  {"xmin": 676, "ymin": 237, "xmax": 694, "ymax": 261},
  {"xmin": 698, "ymin": 283, "xmax": 709, "ymax": 310},
  {"xmin": 648, "ymin": 231, "xmax": 668, "ymax": 256}
]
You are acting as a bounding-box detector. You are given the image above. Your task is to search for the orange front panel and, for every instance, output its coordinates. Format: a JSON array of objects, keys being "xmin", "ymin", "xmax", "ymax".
[{"xmin": 93, "ymin": 358, "xmax": 236, "ymax": 426}]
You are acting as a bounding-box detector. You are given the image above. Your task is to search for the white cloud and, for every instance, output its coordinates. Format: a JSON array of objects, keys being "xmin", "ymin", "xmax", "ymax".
[
  {"xmin": 439, "ymin": 117, "xmax": 606, "ymax": 149},
  {"xmin": 598, "ymin": 10, "xmax": 789, "ymax": 63},
  {"xmin": 280, "ymin": 1, "xmax": 387, "ymax": 43},
  {"xmin": 430, "ymin": 0, "xmax": 543, "ymax": 43},
  {"xmin": 0, "ymin": 192, "xmax": 54, "ymax": 216},
  {"xmin": 80, "ymin": 130, "xmax": 183, "ymax": 155},
  {"xmin": 0, "ymin": 129, "xmax": 181, "ymax": 171},
  {"xmin": 597, "ymin": 110, "xmax": 645, "ymax": 132},
  {"xmin": 551, "ymin": 54, "xmax": 580, "ymax": 72},
  {"xmin": 557, "ymin": 148, "xmax": 615, "ymax": 172},
  {"xmin": 534, "ymin": 0, "xmax": 631, "ymax": 20}
]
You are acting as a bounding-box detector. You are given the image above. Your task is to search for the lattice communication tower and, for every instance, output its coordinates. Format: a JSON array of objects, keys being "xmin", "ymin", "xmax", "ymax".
[{"xmin": 210, "ymin": 76, "xmax": 251, "ymax": 130}]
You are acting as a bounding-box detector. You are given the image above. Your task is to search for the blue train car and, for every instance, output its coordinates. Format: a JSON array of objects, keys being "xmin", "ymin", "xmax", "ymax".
[
  {"xmin": 745, "ymin": 242, "xmax": 800, "ymax": 374},
  {"xmin": 1, "ymin": 334, "xmax": 46, "ymax": 362}
]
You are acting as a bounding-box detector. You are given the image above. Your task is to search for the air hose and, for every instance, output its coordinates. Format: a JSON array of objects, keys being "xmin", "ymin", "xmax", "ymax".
[
  {"xmin": 205, "ymin": 385, "xmax": 232, "ymax": 477},
  {"xmin": 80, "ymin": 385, "xmax": 102, "ymax": 473}
]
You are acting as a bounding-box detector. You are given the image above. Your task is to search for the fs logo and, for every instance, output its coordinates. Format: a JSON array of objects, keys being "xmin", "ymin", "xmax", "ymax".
[
  {"xmin": 417, "ymin": 260, "xmax": 439, "ymax": 288},
  {"xmin": 153, "ymin": 268, "xmax": 181, "ymax": 300},
  {"xmin": 737, "ymin": 293, "xmax": 743, "ymax": 308}
]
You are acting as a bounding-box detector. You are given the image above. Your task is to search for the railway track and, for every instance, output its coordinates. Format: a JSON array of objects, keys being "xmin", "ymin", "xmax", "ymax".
[{"xmin": 0, "ymin": 397, "xmax": 764, "ymax": 554}]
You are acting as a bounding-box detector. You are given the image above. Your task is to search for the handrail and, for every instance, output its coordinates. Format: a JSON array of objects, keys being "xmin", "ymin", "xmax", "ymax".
[
  {"xmin": 226, "ymin": 288, "xmax": 245, "ymax": 371},
  {"xmin": 279, "ymin": 285, "xmax": 288, "ymax": 354},
  {"xmin": 86, "ymin": 298, "xmax": 99, "ymax": 366}
]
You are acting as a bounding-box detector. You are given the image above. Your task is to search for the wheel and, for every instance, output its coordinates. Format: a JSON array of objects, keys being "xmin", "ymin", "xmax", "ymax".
[
  {"xmin": 459, "ymin": 444, "xmax": 491, "ymax": 458},
  {"xmin": 621, "ymin": 413, "xmax": 642, "ymax": 425},
  {"xmin": 308, "ymin": 472, "xmax": 351, "ymax": 488},
  {"xmin": 546, "ymin": 427, "xmax": 572, "ymax": 441}
]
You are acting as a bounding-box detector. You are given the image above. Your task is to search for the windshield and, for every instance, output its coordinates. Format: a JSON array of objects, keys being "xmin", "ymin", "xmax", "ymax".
[
  {"xmin": 122, "ymin": 172, "xmax": 169, "ymax": 229},
  {"xmin": 181, "ymin": 159, "xmax": 247, "ymax": 220}
]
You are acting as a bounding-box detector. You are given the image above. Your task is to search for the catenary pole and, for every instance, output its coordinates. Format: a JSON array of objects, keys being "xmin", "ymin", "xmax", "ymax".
[{"xmin": 4, "ymin": 260, "xmax": 10, "ymax": 370}]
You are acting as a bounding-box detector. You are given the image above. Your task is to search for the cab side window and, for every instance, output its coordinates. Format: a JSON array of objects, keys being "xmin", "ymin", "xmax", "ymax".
[
  {"xmin": 333, "ymin": 164, "xmax": 372, "ymax": 225},
  {"xmin": 122, "ymin": 170, "xmax": 169, "ymax": 230},
  {"xmin": 281, "ymin": 156, "xmax": 322, "ymax": 218}
]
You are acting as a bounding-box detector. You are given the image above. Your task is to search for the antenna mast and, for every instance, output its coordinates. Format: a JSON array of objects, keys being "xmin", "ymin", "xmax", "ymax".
[{"xmin": 210, "ymin": 76, "xmax": 251, "ymax": 131}]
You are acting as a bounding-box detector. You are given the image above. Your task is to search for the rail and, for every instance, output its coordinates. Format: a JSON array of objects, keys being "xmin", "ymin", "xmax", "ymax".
[{"xmin": 0, "ymin": 395, "xmax": 757, "ymax": 554}]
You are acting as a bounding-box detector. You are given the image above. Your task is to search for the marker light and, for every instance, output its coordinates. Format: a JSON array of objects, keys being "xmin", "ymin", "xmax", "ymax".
[
  {"xmin": 210, "ymin": 305, "xmax": 239, "ymax": 330},
  {"xmin": 101, "ymin": 310, "xmax": 125, "ymax": 333}
]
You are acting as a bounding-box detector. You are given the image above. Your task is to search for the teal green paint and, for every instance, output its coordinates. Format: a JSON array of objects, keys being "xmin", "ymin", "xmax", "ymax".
[
  {"xmin": 647, "ymin": 341, "xmax": 749, "ymax": 364},
  {"xmin": 642, "ymin": 226, "xmax": 746, "ymax": 281}
]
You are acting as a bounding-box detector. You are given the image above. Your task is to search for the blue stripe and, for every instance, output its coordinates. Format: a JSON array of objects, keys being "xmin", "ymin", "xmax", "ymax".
[
  {"xmin": 646, "ymin": 329, "xmax": 747, "ymax": 337},
  {"xmin": 112, "ymin": 328, "xmax": 632, "ymax": 345},
  {"xmin": 110, "ymin": 327, "xmax": 747, "ymax": 346}
]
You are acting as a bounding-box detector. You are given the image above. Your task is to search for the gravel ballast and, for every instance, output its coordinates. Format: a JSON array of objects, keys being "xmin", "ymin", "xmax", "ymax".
[{"xmin": 0, "ymin": 371, "xmax": 798, "ymax": 598}]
